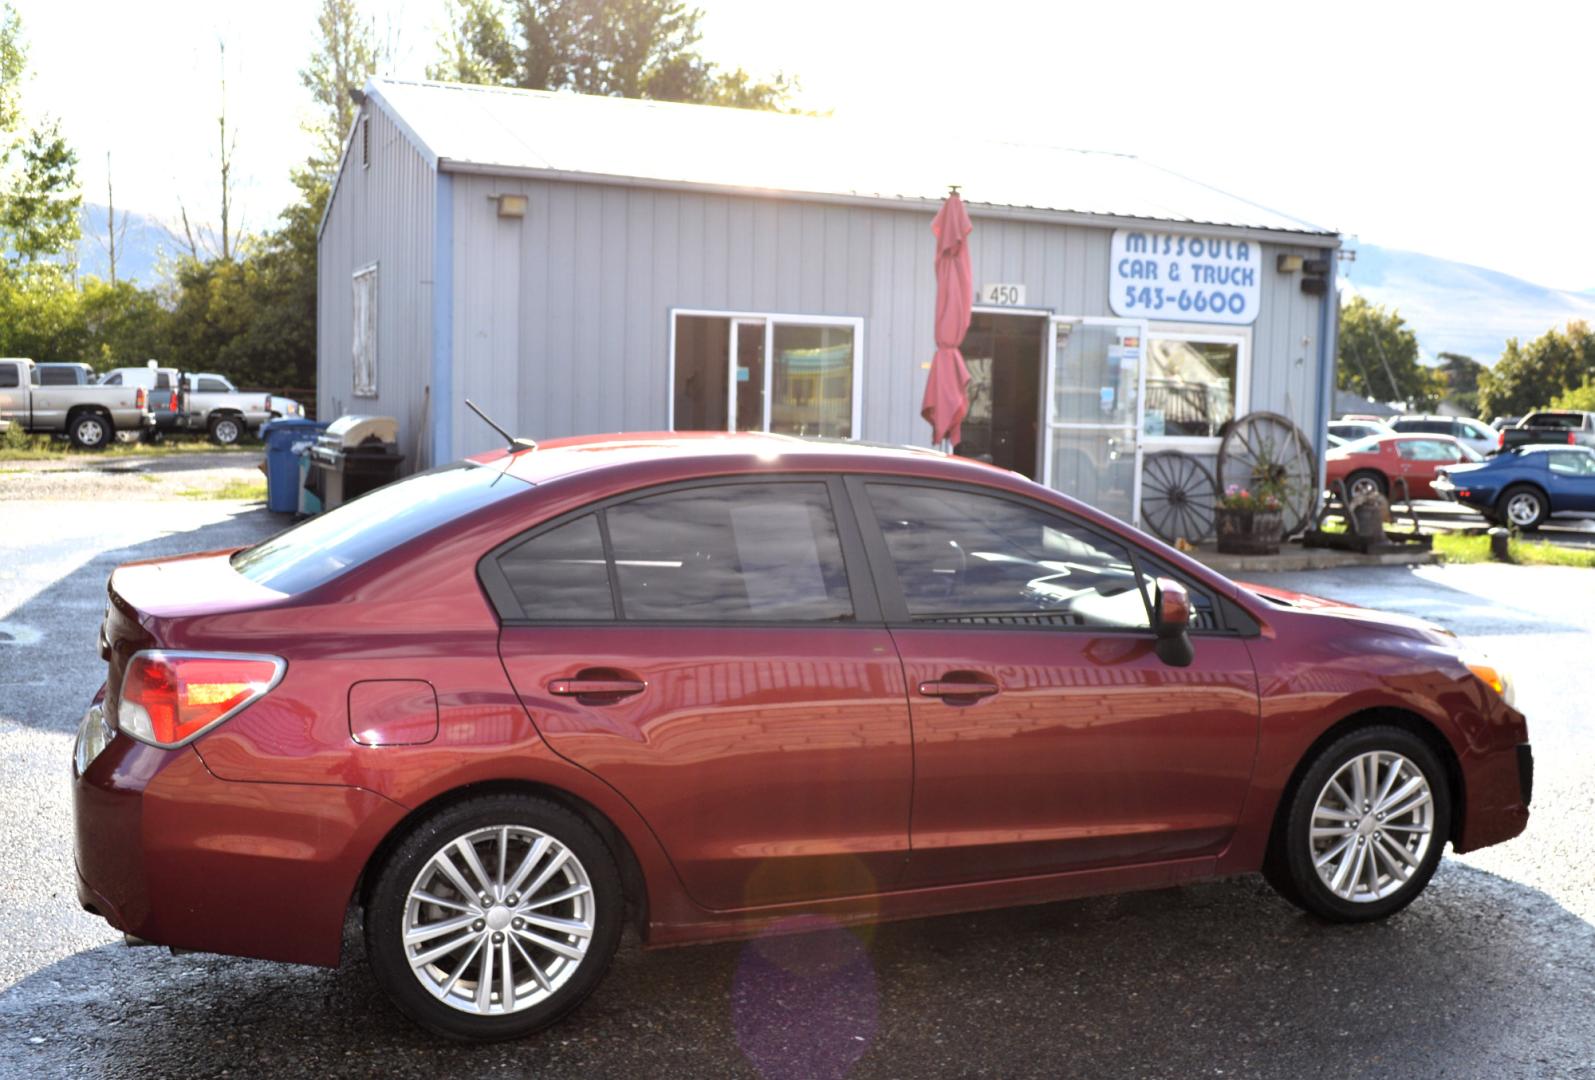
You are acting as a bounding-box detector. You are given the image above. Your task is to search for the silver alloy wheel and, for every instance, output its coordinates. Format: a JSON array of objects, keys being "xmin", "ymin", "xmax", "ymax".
[
  {"xmin": 1310, "ymin": 750, "xmax": 1434, "ymax": 902},
  {"xmin": 1505, "ymin": 491, "xmax": 1542, "ymax": 527},
  {"xmin": 1348, "ymin": 474, "xmax": 1383, "ymax": 501},
  {"xmin": 76, "ymin": 418, "xmax": 105, "ymax": 445},
  {"xmin": 213, "ymin": 418, "xmax": 240, "ymax": 444},
  {"xmin": 402, "ymin": 824, "xmax": 596, "ymax": 1015}
]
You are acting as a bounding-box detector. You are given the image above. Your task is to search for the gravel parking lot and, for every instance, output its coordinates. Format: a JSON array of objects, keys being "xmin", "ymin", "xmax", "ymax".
[{"xmin": 2, "ymin": 466, "xmax": 1593, "ymax": 1079}]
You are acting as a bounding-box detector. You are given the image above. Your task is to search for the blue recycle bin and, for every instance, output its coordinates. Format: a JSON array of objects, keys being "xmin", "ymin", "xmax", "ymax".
[{"xmin": 260, "ymin": 418, "xmax": 328, "ymax": 514}]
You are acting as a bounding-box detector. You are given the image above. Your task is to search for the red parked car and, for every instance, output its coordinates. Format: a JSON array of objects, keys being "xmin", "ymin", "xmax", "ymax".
[
  {"xmin": 1325, "ymin": 432, "xmax": 1483, "ymax": 501},
  {"xmin": 73, "ymin": 434, "xmax": 1531, "ymax": 1041}
]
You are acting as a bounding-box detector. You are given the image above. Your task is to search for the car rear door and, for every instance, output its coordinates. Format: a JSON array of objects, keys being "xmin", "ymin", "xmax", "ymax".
[
  {"xmin": 491, "ymin": 477, "xmax": 913, "ymax": 912},
  {"xmin": 846, "ymin": 477, "xmax": 1260, "ymax": 887}
]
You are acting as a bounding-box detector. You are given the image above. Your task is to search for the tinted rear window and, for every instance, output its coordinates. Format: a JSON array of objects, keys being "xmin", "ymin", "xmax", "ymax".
[
  {"xmin": 1525, "ymin": 412, "xmax": 1582, "ymax": 429},
  {"xmin": 231, "ymin": 464, "xmax": 525, "ymax": 593}
]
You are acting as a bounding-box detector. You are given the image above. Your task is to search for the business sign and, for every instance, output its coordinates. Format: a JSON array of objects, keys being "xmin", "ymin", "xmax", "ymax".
[
  {"xmin": 978, "ymin": 283, "xmax": 1026, "ymax": 306},
  {"xmin": 1109, "ymin": 229, "xmax": 1261, "ymax": 326}
]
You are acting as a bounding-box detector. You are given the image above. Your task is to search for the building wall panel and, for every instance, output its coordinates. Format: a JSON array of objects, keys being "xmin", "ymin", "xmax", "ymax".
[{"xmin": 316, "ymin": 103, "xmax": 436, "ymax": 462}]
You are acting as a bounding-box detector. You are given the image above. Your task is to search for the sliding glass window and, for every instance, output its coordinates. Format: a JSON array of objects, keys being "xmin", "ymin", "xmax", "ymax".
[{"xmin": 672, "ymin": 311, "xmax": 862, "ymax": 439}]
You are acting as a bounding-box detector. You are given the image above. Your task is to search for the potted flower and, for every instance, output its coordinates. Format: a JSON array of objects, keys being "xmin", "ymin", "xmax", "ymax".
[{"xmin": 1215, "ymin": 483, "xmax": 1285, "ymax": 555}]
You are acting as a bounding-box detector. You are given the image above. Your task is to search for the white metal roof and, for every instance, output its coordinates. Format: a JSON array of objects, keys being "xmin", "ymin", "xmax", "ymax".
[{"xmin": 368, "ymin": 78, "xmax": 1335, "ymax": 239}]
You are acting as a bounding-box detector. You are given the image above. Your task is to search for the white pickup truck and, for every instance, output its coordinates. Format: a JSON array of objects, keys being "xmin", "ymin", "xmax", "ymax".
[{"xmin": 0, "ymin": 357, "xmax": 153, "ymax": 448}]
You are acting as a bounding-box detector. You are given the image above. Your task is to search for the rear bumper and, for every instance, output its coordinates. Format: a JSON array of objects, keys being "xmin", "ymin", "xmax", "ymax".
[{"xmin": 73, "ymin": 732, "xmax": 409, "ymax": 968}]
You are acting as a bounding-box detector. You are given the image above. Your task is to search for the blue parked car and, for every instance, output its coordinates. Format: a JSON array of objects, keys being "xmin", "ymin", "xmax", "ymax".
[{"xmin": 1433, "ymin": 444, "xmax": 1595, "ymax": 528}]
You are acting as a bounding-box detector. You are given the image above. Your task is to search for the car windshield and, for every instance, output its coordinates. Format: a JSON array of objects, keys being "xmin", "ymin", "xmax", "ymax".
[{"xmin": 230, "ymin": 463, "xmax": 526, "ymax": 593}]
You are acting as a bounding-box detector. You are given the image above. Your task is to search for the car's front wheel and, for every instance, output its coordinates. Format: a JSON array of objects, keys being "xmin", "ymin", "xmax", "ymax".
[
  {"xmin": 365, "ymin": 794, "xmax": 624, "ymax": 1042},
  {"xmin": 1266, "ymin": 725, "xmax": 1450, "ymax": 922},
  {"xmin": 208, "ymin": 415, "xmax": 242, "ymax": 446}
]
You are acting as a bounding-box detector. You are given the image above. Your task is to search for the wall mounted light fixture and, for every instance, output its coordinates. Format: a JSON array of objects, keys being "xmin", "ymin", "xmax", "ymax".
[{"xmin": 496, "ymin": 194, "xmax": 528, "ymax": 218}]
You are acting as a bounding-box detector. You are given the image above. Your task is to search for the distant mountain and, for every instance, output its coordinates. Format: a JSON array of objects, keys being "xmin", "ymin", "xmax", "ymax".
[
  {"xmin": 1342, "ymin": 244, "xmax": 1595, "ymax": 364},
  {"xmin": 74, "ymin": 203, "xmax": 174, "ymax": 285}
]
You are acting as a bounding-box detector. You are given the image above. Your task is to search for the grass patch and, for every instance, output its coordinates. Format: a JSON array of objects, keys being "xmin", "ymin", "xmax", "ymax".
[
  {"xmin": 178, "ymin": 478, "xmax": 267, "ymax": 501},
  {"xmin": 0, "ymin": 430, "xmax": 257, "ymax": 462},
  {"xmin": 1432, "ymin": 531, "xmax": 1595, "ymax": 568}
]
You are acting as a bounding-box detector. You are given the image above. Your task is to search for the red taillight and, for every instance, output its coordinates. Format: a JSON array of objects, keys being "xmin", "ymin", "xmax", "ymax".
[
  {"xmin": 1497, "ymin": 430, "xmax": 1505, "ymax": 448},
  {"xmin": 136, "ymin": 387, "xmax": 146, "ymax": 409},
  {"xmin": 1569, "ymin": 432, "xmax": 1577, "ymax": 445},
  {"xmin": 117, "ymin": 651, "xmax": 284, "ymax": 747},
  {"xmin": 169, "ymin": 392, "xmax": 178, "ymax": 413}
]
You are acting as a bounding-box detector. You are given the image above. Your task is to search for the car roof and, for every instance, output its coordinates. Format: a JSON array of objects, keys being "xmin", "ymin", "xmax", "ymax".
[
  {"xmin": 1514, "ymin": 443, "xmax": 1594, "ymax": 455},
  {"xmin": 474, "ymin": 431, "xmax": 1011, "ymax": 488}
]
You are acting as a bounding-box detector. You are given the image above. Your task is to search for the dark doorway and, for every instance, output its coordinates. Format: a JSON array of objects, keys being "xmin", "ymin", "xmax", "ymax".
[{"xmin": 955, "ymin": 312, "xmax": 1044, "ymax": 479}]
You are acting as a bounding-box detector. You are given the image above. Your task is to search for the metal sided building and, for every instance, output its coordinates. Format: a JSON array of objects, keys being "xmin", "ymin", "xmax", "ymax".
[{"xmin": 318, "ymin": 77, "xmax": 1340, "ymax": 527}]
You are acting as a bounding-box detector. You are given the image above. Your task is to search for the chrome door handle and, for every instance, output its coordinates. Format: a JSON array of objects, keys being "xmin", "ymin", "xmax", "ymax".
[
  {"xmin": 548, "ymin": 678, "xmax": 646, "ymax": 699},
  {"xmin": 917, "ymin": 679, "xmax": 999, "ymax": 700}
]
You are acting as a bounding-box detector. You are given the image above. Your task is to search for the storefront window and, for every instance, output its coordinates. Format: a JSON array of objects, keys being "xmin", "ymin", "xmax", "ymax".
[
  {"xmin": 672, "ymin": 312, "xmax": 860, "ymax": 437},
  {"xmin": 1144, "ymin": 336, "xmax": 1242, "ymax": 439}
]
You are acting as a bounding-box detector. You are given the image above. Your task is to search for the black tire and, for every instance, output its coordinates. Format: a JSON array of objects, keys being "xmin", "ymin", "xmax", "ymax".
[
  {"xmin": 1345, "ymin": 469, "xmax": 1387, "ymax": 502},
  {"xmin": 364, "ymin": 794, "xmax": 624, "ymax": 1042},
  {"xmin": 1497, "ymin": 484, "xmax": 1547, "ymax": 530},
  {"xmin": 68, "ymin": 411, "xmax": 111, "ymax": 451},
  {"xmin": 1266, "ymin": 725, "xmax": 1450, "ymax": 923},
  {"xmin": 208, "ymin": 414, "xmax": 243, "ymax": 446}
]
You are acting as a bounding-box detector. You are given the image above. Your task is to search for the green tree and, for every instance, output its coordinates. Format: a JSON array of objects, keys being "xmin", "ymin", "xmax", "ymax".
[
  {"xmin": 1336, "ymin": 296, "xmax": 1438, "ymax": 409},
  {"xmin": 1435, "ymin": 351, "xmax": 1483, "ymax": 416},
  {"xmin": 77, "ymin": 278, "xmax": 170, "ymax": 367},
  {"xmin": 0, "ymin": 118, "xmax": 81, "ymax": 269},
  {"xmin": 1477, "ymin": 321, "xmax": 1595, "ymax": 419},
  {"xmin": 430, "ymin": 0, "xmax": 795, "ymax": 109},
  {"xmin": 300, "ymin": 0, "xmax": 382, "ymax": 179},
  {"xmin": 0, "ymin": 271, "xmax": 86, "ymax": 358}
]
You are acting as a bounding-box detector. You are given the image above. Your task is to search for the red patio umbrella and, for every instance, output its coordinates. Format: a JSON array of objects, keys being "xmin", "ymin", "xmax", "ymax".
[{"xmin": 921, "ymin": 189, "xmax": 973, "ymax": 449}]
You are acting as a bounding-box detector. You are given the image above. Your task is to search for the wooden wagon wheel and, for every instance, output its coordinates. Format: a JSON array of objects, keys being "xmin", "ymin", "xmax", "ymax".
[
  {"xmin": 1217, "ymin": 411, "xmax": 1318, "ymax": 538},
  {"xmin": 1139, "ymin": 450, "xmax": 1218, "ymax": 544}
]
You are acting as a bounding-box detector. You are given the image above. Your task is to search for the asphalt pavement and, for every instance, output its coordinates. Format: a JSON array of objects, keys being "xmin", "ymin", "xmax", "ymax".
[{"xmin": 2, "ymin": 476, "xmax": 1593, "ymax": 1079}]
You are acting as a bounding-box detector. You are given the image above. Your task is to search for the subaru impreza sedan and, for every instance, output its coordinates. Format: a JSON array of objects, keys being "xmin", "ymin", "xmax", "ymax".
[{"xmin": 73, "ymin": 433, "xmax": 1532, "ymax": 1042}]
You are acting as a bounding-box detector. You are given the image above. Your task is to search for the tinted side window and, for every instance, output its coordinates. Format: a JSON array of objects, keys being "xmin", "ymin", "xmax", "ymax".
[
  {"xmin": 198, "ymin": 377, "xmax": 226, "ymax": 391},
  {"xmin": 102, "ymin": 373, "xmax": 121, "ymax": 385},
  {"xmin": 497, "ymin": 513, "xmax": 615, "ymax": 620},
  {"xmin": 866, "ymin": 483, "xmax": 1151, "ymax": 629},
  {"xmin": 605, "ymin": 482, "xmax": 853, "ymax": 622},
  {"xmin": 38, "ymin": 367, "xmax": 73, "ymax": 385},
  {"xmin": 1546, "ymin": 451, "xmax": 1595, "ymax": 476},
  {"xmin": 0, "ymin": 365, "xmax": 16, "ymax": 388}
]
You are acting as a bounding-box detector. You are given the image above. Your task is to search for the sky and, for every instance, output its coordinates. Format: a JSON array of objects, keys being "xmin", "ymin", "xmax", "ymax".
[{"xmin": 15, "ymin": 0, "xmax": 1595, "ymax": 291}]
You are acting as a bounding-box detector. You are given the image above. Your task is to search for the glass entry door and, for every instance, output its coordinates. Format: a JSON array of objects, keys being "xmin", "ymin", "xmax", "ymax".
[{"xmin": 1043, "ymin": 317, "xmax": 1148, "ymax": 525}]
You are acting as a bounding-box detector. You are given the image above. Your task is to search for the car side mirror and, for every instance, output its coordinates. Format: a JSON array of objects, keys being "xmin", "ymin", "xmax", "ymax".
[{"xmin": 1153, "ymin": 578, "xmax": 1195, "ymax": 668}]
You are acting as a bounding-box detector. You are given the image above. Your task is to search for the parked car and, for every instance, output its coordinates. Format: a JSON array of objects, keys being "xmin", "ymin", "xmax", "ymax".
[
  {"xmin": 1490, "ymin": 416, "xmax": 1522, "ymax": 431},
  {"xmin": 0, "ymin": 357, "xmax": 153, "ymax": 448},
  {"xmin": 73, "ymin": 434, "xmax": 1532, "ymax": 1041},
  {"xmin": 1433, "ymin": 444, "xmax": 1595, "ymax": 528},
  {"xmin": 99, "ymin": 365, "xmax": 184, "ymax": 437},
  {"xmin": 1326, "ymin": 433, "xmax": 1482, "ymax": 501},
  {"xmin": 1497, "ymin": 410, "xmax": 1595, "ymax": 453},
  {"xmin": 181, "ymin": 372, "xmax": 275, "ymax": 444},
  {"xmin": 34, "ymin": 362, "xmax": 96, "ymax": 386},
  {"xmin": 1328, "ymin": 419, "xmax": 1394, "ymax": 443},
  {"xmin": 1389, "ymin": 414, "xmax": 1497, "ymax": 458}
]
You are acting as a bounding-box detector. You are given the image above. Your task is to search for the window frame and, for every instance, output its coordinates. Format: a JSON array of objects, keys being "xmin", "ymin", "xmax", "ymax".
[
  {"xmin": 1141, "ymin": 323, "xmax": 1250, "ymax": 450},
  {"xmin": 840, "ymin": 474, "xmax": 1253, "ymax": 637},
  {"xmin": 352, "ymin": 263, "xmax": 379, "ymax": 399},
  {"xmin": 667, "ymin": 308, "xmax": 865, "ymax": 439},
  {"xmin": 477, "ymin": 474, "xmax": 883, "ymax": 627}
]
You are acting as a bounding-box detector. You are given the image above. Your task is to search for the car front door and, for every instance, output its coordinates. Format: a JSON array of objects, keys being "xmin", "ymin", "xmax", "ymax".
[
  {"xmin": 492, "ymin": 477, "xmax": 913, "ymax": 912},
  {"xmin": 848, "ymin": 478, "xmax": 1260, "ymax": 886},
  {"xmin": 1544, "ymin": 450, "xmax": 1595, "ymax": 512}
]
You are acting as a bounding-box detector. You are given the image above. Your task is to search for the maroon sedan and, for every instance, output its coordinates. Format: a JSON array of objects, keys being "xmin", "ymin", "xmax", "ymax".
[
  {"xmin": 1325, "ymin": 433, "xmax": 1482, "ymax": 501},
  {"xmin": 73, "ymin": 434, "xmax": 1531, "ymax": 1041}
]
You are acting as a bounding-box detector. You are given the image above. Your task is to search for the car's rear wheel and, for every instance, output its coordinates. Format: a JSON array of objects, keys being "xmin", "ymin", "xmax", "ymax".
[
  {"xmin": 1498, "ymin": 484, "xmax": 1547, "ymax": 530},
  {"xmin": 365, "ymin": 794, "xmax": 624, "ymax": 1042},
  {"xmin": 1266, "ymin": 725, "xmax": 1450, "ymax": 922},
  {"xmin": 208, "ymin": 415, "xmax": 242, "ymax": 446},
  {"xmin": 69, "ymin": 412, "xmax": 111, "ymax": 451},
  {"xmin": 1345, "ymin": 469, "xmax": 1387, "ymax": 502}
]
